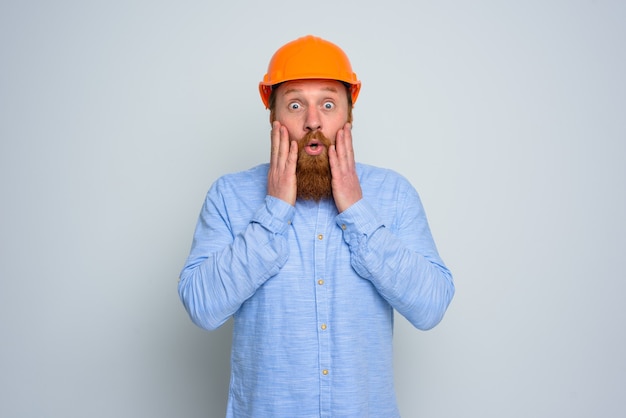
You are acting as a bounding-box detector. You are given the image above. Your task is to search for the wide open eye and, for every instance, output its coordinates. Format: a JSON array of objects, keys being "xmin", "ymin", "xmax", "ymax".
[
  {"xmin": 289, "ymin": 102, "xmax": 301, "ymax": 110},
  {"xmin": 323, "ymin": 101, "xmax": 335, "ymax": 110}
]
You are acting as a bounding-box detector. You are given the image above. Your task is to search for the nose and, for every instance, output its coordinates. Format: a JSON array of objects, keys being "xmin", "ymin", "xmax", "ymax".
[{"xmin": 304, "ymin": 107, "xmax": 321, "ymax": 132}]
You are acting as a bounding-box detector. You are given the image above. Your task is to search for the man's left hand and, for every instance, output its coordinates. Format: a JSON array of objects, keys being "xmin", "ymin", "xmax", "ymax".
[{"xmin": 329, "ymin": 123, "xmax": 363, "ymax": 213}]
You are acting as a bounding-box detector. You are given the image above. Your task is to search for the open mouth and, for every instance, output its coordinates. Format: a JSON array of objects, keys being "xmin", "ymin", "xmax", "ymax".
[{"xmin": 304, "ymin": 140, "xmax": 324, "ymax": 156}]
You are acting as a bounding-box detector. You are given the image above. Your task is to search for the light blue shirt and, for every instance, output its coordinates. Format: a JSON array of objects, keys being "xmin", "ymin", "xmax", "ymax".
[{"xmin": 179, "ymin": 163, "xmax": 454, "ymax": 417}]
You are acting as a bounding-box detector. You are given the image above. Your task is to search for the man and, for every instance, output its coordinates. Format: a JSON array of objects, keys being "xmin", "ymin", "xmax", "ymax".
[{"xmin": 179, "ymin": 35, "xmax": 454, "ymax": 417}]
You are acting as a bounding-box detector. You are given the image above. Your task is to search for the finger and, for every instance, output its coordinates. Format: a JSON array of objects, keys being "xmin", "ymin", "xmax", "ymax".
[
  {"xmin": 283, "ymin": 126, "xmax": 297, "ymax": 167},
  {"xmin": 342, "ymin": 123, "xmax": 354, "ymax": 160},
  {"xmin": 329, "ymin": 130, "xmax": 340, "ymax": 171},
  {"xmin": 286, "ymin": 138, "xmax": 298, "ymax": 171},
  {"xmin": 334, "ymin": 124, "xmax": 353, "ymax": 167},
  {"xmin": 270, "ymin": 121, "xmax": 281, "ymax": 166},
  {"xmin": 277, "ymin": 125, "xmax": 292, "ymax": 168},
  {"xmin": 329, "ymin": 142, "xmax": 337, "ymax": 170},
  {"xmin": 272, "ymin": 123, "xmax": 291, "ymax": 171}
]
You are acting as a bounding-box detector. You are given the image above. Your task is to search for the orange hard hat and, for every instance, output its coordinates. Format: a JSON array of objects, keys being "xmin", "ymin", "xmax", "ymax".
[{"xmin": 259, "ymin": 35, "xmax": 361, "ymax": 108}]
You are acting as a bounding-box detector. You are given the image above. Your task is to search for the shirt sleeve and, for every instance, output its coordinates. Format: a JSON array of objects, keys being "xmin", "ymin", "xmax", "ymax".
[
  {"xmin": 335, "ymin": 186, "xmax": 455, "ymax": 330},
  {"xmin": 178, "ymin": 184, "xmax": 295, "ymax": 331}
]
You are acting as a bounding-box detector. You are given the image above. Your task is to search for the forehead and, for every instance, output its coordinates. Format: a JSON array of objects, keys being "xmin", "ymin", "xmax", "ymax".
[{"xmin": 276, "ymin": 79, "xmax": 347, "ymax": 99}]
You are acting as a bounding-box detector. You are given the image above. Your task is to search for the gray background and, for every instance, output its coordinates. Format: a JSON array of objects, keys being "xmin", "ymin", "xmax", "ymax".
[{"xmin": 1, "ymin": 1, "xmax": 624, "ymax": 417}]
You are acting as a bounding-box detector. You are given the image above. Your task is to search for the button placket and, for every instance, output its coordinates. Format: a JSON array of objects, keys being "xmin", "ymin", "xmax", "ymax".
[{"xmin": 312, "ymin": 203, "xmax": 333, "ymax": 416}]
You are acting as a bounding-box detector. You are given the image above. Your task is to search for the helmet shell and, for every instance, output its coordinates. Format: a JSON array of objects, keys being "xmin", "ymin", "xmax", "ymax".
[{"xmin": 259, "ymin": 35, "xmax": 361, "ymax": 108}]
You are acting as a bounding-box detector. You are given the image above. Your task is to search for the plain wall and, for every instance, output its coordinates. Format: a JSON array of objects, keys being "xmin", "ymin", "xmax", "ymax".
[{"xmin": 1, "ymin": 1, "xmax": 624, "ymax": 417}]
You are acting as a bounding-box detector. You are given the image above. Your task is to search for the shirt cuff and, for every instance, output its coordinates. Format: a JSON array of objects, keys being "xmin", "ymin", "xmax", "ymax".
[
  {"xmin": 335, "ymin": 199, "xmax": 384, "ymax": 246},
  {"xmin": 251, "ymin": 195, "xmax": 295, "ymax": 235}
]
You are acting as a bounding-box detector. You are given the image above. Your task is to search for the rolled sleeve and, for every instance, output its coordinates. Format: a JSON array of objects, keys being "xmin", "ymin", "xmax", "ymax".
[
  {"xmin": 252, "ymin": 195, "xmax": 296, "ymax": 235},
  {"xmin": 336, "ymin": 199, "xmax": 384, "ymax": 248}
]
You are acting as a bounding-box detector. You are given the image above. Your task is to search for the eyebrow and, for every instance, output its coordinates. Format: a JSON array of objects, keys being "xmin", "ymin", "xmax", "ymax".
[{"xmin": 282, "ymin": 86, "xmax": 339, "ymax": 96}]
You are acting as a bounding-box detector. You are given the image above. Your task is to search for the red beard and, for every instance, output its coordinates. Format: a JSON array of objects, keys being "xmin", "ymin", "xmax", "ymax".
[{"xmin": 296, "ymin": 131, "xmax": 333, "ymax": 201}]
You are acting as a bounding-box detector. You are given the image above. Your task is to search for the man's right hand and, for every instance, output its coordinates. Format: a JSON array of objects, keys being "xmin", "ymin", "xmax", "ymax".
[{"xmin": 267, "ymin": 121, "xmax": 298, "ymax": 206}]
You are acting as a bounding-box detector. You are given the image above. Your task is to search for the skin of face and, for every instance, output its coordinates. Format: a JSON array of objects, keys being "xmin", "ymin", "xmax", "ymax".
[
  {"xmin": 267, "ymin": 79, "xmax": 361, "ymax": 211},
  {"xmin": 272, "ymin": 79, "xmax": 350, "ymax": 149}
]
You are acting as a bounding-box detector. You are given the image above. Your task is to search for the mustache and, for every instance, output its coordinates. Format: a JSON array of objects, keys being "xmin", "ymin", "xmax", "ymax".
[{"xmin": 296, "ymin": 130, "xmax": 332, "ymax": 151}]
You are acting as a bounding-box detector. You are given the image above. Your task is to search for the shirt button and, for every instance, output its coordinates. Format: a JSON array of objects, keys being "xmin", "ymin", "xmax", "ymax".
[
  {"xmin": 341, "ymin": 224, "xmax": 347, "ymax": 230},
  {"xmin": 322, "ymin": 369, "xmax": 329, "ymax": 375},
  {"xmin": 317, "ymin": 234, "xmax": 323, "ymax": 240},
  {"xmin": 321, "ymin": 324, "xmax": 327, "ymax": 330},
  {"xmin": 318, "ymin": 279, "xmax": 324, "ymax": 285}
]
